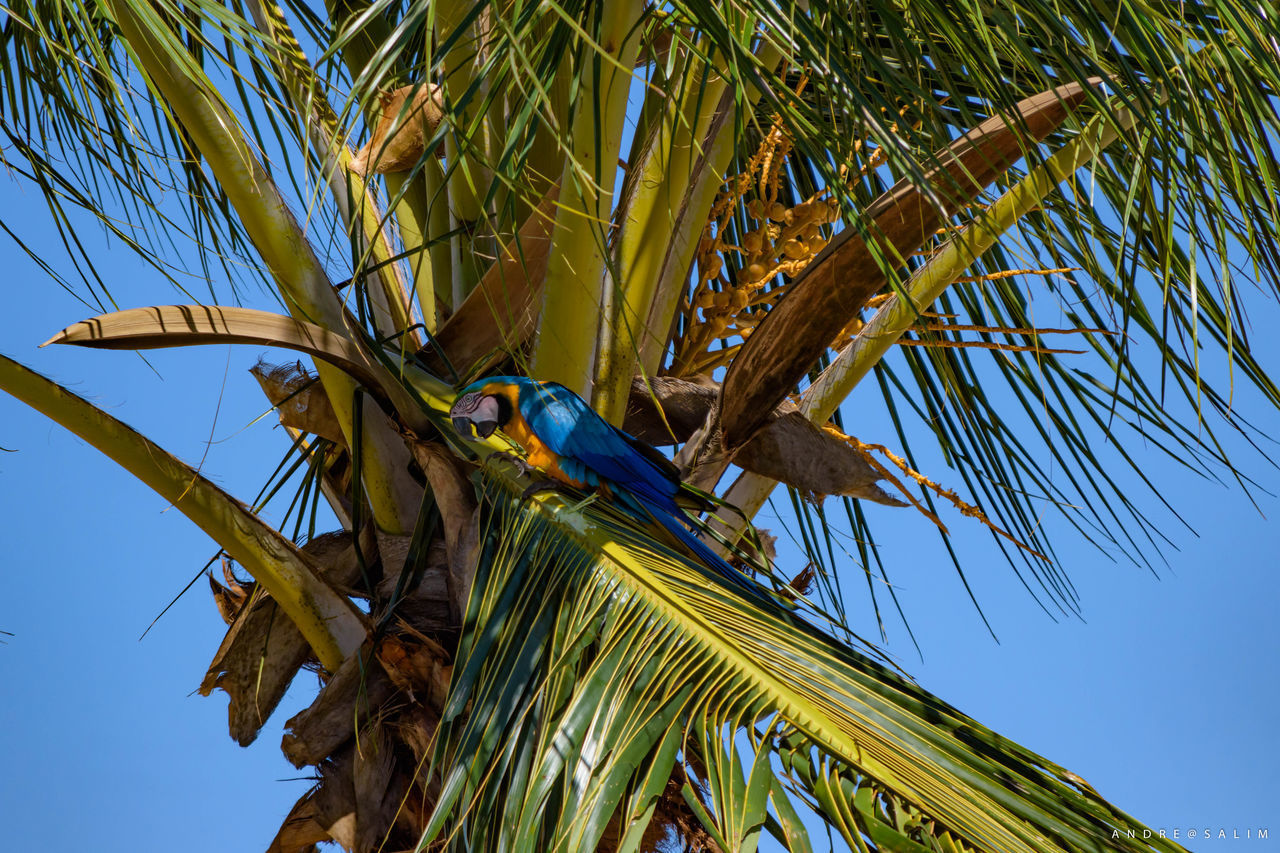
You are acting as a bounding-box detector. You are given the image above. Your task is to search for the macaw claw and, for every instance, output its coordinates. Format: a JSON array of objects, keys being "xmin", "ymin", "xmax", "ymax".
[{"xmin": 489, "ymin": 449, "xmax": 535, "ymax": 477}]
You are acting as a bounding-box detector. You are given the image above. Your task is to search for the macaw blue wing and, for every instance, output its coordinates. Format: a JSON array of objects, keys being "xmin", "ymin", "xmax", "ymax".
[
  {"xmin": 516, "ymin": 381, "xmax": 681, "ymax": 512},
  {"xmin": 490, "ymin": 378, "xmax": 772, "ymax": 599}
]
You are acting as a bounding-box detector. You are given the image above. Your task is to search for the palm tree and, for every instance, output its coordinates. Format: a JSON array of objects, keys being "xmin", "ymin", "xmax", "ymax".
[{"xmin": 1, "ymin": 0, "xmax": 1276, "ymax": 849}]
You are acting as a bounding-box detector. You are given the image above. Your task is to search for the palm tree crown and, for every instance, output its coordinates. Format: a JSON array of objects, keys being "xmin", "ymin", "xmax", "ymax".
[{"xmin": 2, "ymin": 0, "xmax": 1277, "ymax": 849}]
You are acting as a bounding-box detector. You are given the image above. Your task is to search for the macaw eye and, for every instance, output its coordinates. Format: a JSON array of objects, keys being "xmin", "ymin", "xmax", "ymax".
[{"xmin": 450, "ymin": 392, "xmax": 479, "ymax": 419}]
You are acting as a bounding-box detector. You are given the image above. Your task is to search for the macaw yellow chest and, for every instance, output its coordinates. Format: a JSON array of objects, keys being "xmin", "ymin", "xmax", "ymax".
[{"xmin": 501, "ymin": 408, "xmax": 588, "ymax": 489}]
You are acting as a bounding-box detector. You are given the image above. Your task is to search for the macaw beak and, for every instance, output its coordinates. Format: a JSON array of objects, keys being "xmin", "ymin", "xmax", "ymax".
[{"xmin": 451, "ymin": 416, "xmax": 473, "ymax": 437}]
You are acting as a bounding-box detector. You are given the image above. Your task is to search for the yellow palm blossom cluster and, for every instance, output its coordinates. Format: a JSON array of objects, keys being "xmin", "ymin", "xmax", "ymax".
[{"xmin": 672, "ymin": 128, "xmax": 840, "ymax": 376}]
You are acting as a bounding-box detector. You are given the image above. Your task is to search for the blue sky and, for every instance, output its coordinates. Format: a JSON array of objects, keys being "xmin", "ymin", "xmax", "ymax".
[{"xmin": 3, "ymin": 100, "xmax": 1280, "ymax": 853}]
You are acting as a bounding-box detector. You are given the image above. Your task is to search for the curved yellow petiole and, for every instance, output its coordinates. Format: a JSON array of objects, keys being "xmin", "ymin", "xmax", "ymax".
[{"xmin": 0, "ymin": 354, "xmax": 366, "ymax": 671}]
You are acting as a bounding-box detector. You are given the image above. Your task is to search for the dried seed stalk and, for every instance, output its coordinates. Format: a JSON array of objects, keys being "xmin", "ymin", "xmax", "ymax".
[{"xmin": 822, "ymin": 425, "xmax": 1050, "ymax": 562}]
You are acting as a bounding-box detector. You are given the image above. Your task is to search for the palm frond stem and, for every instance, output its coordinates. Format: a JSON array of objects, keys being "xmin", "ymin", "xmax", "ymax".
[{"xmin": 0, "ymin": 354, "xmax": 365, "ymax": 670}]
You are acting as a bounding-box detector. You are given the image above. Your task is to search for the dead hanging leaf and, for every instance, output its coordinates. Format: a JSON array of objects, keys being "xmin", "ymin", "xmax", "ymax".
[
  {"xmin": 624, "ymin": 375, "xmax": 722, "ymax": 445},
  {"xmin": 208, "ymin": 556, "xmax": 250, "ymax": 625},
  {"xmin": 201, "ymin": 529, "xmax": 372, "ymax": 746},
  {"xmin": 267, "ymin": 789, "xmax": 329, "ymax": 853},
  {"xmin": 623, "ymin": 376, "xmax": 906, "ymax": 505},
  {"xmin": 728, "ymin": 527, "xmax": 777, "ymax": 577},
  {"xmin": 376, "ymin": 633, "xmax": 452, "ymax": 711},
  {"xmin": 351, "ymin": 724, "xmax": 405, "ymax": 853},
  {"xmin": 301, "ymin": 735, "xmax": 415, "ymax": 853},
  {"xmin": 281, "ymin": 646, "xmax": 395, "ymax": 768},
  {"xmin": 407, "ymin": 439, "xmax": 480, "ymax": 620},
  {"xmin": 784, "ymin": 564, "xmax": 817, "ymax": 601},
  {"xmin": 373, "ymin": 535, "xmax": 453, "ymax": 631},
  {"xmin": 311, "ymin": 746, "xmax": 358, "ymax": 851},
  {"xmin": 201, "ymin": 581, "xmax": 313, "ymax": 747},
  {"xmin": 739, "ymin": 409, "xmax": 906, "ymax": 505},
  {"xmin": 719, "ymin": 79, "xmax": 1103, "ymax": 451},
  {"xmin": 417, "ymin": 186, "xmax": 559, "ymax": 380},
  {"xmin": 448, "ymin": 507, "xmax": 480, "ymax": 621},
  {"xmin": 252, "ymin": 360, "xmax": 345, "ymax": 446},
  {"xmin": 392, "ymin": 704, "xmax": 444, "ymax": 784},
  {"xmin": 252, "ymin": 359, "xmax": 355, "ymax": 529},
  {"xmin": 349, "ymin": 84, "xmax": 444, "ymax": 176}
]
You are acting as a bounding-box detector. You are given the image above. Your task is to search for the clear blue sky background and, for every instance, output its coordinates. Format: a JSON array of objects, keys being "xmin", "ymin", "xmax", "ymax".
[{"xmin": 2, "ymin": 122, "xmax": 1279, "ymax": 853}]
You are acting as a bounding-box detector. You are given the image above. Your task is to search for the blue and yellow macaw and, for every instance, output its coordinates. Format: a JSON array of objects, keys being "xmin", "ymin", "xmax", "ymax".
[{"xmin": 449, "ymin": 376, "xmax": 750, "ymax": 586}]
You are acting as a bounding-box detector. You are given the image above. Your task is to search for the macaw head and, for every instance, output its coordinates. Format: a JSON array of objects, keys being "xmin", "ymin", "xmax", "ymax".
[{"xmin": 450, "ymin": 381, "xmax": 514, "ymax": 439}]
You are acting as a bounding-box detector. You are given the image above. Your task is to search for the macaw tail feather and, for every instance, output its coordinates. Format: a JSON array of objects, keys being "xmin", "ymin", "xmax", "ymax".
[
  {"xmin": 672, "ymin": 485, "xmax": 774, "ymax": 576},
  {"xmin": 643, "ymin": 502, "xmax": 795, "ymax": 608}
]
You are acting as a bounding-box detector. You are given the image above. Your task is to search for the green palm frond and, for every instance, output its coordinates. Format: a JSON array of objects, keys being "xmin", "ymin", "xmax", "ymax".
[
  {"xmin": 423, "ymin": 467, "xmax": 1184, "ymax": 852},
  {"xmin": 1, "ymin": 0, "xmax": 270, "ymax": 300},
  {"xmin": 669, "ymin": 0, "xmax": 1280, "ymax": 606}
]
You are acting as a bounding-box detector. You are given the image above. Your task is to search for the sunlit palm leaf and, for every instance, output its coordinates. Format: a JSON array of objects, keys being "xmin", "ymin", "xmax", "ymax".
[
  {"xmin": 669, "ymin": 0, "xmax": 1280, "ymax": 606},
  {"xmin": 423, "ymin": 469, "xmax": 1185, "ymax": 852}
]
